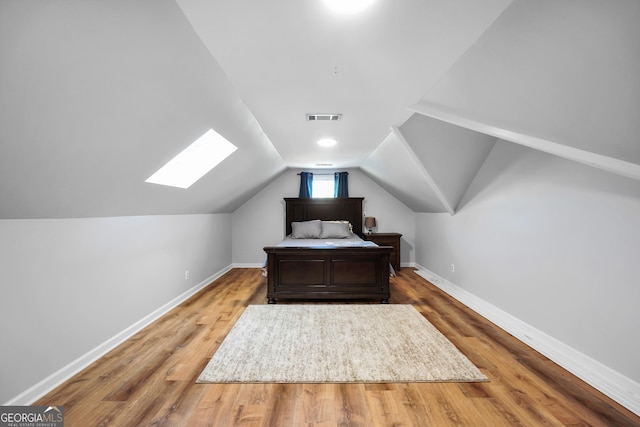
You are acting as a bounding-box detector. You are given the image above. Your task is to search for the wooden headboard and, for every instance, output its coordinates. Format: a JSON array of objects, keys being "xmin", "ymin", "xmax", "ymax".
[{"xmin": 284, "ymin": 197, "xmax": 365, "ymax": 238}]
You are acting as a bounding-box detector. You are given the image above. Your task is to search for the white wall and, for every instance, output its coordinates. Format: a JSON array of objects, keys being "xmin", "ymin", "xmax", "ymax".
[
  {"xmin": 232, "ymin": 168, "xmax": 415, "ymax": 266},
  {"xmin": 0, "ymin": 214, "xmax": 232, "ymax": 403},
  {"xmin": 415, "ymin": 140, "xmax": 640, "ymax": 383}
]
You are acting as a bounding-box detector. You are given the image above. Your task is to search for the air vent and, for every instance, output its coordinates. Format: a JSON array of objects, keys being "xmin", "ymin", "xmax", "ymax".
[{"xmin": 306, "ymin": 113, "xmax": 342, "ymax": 121}]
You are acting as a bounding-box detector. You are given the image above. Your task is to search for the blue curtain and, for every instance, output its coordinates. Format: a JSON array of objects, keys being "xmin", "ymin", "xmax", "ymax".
[
  {"xmin": 299, "ymin": 172, "xmax": 313, "ymax": 198},
  {"xmin": 334, "ymin": 172, "xmax": 349, "ymax": 198}
]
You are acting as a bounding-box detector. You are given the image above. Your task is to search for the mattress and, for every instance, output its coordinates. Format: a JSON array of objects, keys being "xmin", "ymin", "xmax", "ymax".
[{"xmin": 276, "ymin": 234, "xmax": 378, "ymax": 248}]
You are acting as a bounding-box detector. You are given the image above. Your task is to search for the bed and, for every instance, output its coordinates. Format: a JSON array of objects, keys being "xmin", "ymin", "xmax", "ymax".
[{"xmin": 263, "ymin": 197, "xmax": 392, "ymax": 304}]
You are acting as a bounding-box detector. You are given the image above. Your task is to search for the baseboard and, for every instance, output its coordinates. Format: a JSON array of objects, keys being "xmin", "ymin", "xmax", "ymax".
[
  {"xmin": 232, "ymin": 262, "xmax": 264, "ymax": 268},
  {"xmin": 4, "ymin": 265, "xmax": 233, "ymax": 406},
  {"xmin": 413, "ymin": 265, "xmax": 640, "ymax": 417}
]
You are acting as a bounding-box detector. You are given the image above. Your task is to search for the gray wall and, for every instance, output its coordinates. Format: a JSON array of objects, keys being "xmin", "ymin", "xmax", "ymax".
[
  {"xmin": 0, "ymin": 214, "xmax": 232, "ymax": 403},
  {"xmin": 415, "ymin": 140, "xmax": 640, "ymax": 382},
  {"xmin": 232, "ymin": 168, "xmax": 415, "ymax": 266}
]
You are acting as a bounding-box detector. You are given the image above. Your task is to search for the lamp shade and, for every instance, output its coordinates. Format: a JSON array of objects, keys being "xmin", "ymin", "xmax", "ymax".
[{"xmin": 364, "ymin": 217, "xmax": 376, "ymax": 228}]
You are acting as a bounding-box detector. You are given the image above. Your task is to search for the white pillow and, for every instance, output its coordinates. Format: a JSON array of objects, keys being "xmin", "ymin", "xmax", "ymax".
[
  {"xmin": 322, "ymin": 220, "xmax": 353, "ymax": 233},
  {"xmin": 320, "ymin": 221, "xmax": 352, "ymax": 239},
  {"xmin": 291, "ymin": 220, "xmax": 322, "ymax": 238}
]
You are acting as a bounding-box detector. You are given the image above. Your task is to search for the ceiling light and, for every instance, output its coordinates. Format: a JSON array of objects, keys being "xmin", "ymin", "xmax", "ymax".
[
  {"xmin": 145, "ymin": 129, "xmax": 237, "ymax": 189},
  {"xmin": 323, "ymin": 0, "xmax": 376, "ymax": 14},
  {"xmin": 317, "ymin": 138, "xmax": 337, "ymax": 147}
]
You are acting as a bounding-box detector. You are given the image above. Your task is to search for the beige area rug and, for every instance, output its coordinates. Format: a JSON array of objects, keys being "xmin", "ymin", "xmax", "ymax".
[{"xmin": 197, "ymin": 304, "xmax": 488, "ymax": 384}]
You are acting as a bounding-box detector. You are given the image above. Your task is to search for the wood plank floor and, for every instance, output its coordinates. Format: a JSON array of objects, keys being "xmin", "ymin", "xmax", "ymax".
[{"xmin": 36, "ymin": 268, "xmax": 640, "ymax": 426}]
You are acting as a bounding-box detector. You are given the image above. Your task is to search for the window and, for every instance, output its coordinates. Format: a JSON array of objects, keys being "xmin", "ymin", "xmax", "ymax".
[
  {"xmin": 312, "ymin": 174, "xmax": 335, "ymax": 198},
  {"xmin": 145, "ymin": 129, "xmax": 237, "ymax": 189}
]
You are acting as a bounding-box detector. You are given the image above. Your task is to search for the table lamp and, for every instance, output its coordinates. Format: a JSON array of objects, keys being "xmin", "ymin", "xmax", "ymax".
[{"xmin": 364, "ymin": 216, "xmax": 376, "ymax": 234}]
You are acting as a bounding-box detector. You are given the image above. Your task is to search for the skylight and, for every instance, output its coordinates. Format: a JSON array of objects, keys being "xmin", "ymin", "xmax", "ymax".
[{"xmin": 145, "ymin": 129, "xmax": 237, "ymax": 189}]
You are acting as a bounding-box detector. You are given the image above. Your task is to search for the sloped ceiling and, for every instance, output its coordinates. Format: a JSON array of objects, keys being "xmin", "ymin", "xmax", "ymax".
[
  {"xmin": 0, "ymin": 0, "xmax": 285, "ymax": 218},
  {"xmin": 360, "ymin": 131, "xmax": 445, "ymax": 213},
  {"xmin": 401, "ymin": 115, "xmax": 497, "ymax": 212},
  {"xmin": 413, "ymin": 0, "xmax": 640, "ymax": 181},
  {"xmin": 360, "ymin": 116, "xmax": 496, "ymax": 213},
  {"xmin": 1, "ymin": 0, "xmax": 639, "ymax": 219},
  {"xmin": 175, "ymin": 0, "xmax": 512, "ymax": 169}
]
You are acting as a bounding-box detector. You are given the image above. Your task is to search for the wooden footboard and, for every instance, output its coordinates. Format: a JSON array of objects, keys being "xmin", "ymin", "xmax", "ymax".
[{"xmin": 263, "ymin": 246, "xmax": 392, "ymax": 304}]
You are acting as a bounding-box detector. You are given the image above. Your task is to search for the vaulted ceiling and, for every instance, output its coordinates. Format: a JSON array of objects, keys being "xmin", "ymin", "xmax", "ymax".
[{"xmin": 1, "ymin": 0, "xmax": 638, "ymax": 219}]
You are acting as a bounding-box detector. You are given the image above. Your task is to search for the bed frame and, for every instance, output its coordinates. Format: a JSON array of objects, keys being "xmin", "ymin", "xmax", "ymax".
[{"xmin": 263, "ymin": 197, "xmax": 391, "ymax": 304}]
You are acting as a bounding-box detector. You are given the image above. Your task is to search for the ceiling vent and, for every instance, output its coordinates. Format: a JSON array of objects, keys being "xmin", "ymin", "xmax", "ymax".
[{"xmin": 306, "ymin": 113, "xmax": 342, "ymax": 121}]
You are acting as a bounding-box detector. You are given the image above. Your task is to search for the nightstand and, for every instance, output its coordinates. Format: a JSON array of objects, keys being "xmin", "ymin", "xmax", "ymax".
[{"xmin": 364, "ymin": 233, "xmax": 402, "ymax": 272}]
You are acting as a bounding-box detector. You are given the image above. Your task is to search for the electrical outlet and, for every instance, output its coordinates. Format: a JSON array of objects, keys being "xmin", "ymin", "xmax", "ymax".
[
  {"xmin": 185, "ymin": 270, "xmax": 189, "ymax": 280},
  {"xmin": 450, "ymin": 264, "xmax": 455, "ymax": 273}
]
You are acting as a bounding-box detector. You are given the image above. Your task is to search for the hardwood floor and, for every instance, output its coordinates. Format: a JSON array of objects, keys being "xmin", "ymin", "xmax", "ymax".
[{"xmin": 36, "ymin": 268, "xmax": 640, "ymax": 426}]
